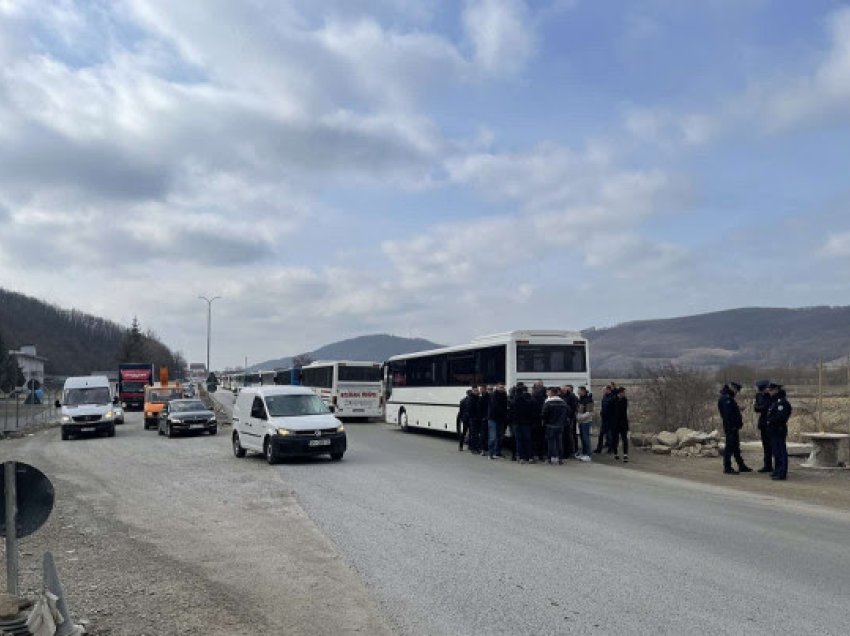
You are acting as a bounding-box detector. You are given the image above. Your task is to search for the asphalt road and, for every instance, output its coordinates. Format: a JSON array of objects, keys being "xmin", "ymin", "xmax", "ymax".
[
  {"xmin": 212, "ymin": 394, "xmax": 848, "ymax": 635},
  {"xmin": 5, "ymin": 391, "xmax": 850, "ymax": 635}
]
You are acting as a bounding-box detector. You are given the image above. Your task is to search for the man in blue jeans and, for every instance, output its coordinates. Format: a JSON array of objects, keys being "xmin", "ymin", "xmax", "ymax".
[{"xmin": 488, "ymin": 383, "xmax": 508, "ymax": 459}]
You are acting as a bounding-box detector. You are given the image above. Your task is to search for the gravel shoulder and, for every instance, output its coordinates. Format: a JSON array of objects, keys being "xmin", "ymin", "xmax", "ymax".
[{"xmin": 0, "ymin": 414, "xmax": 394, "ymax": 635}]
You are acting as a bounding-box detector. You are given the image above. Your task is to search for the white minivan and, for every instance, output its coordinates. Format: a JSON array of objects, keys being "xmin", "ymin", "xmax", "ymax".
[
  {"xmin": 56, "ymin": 375, "xmax": 119, "ymax": 440},
  {"xmin": 231, "ymin": 386, "xmax": 347, "ymax": 464}
]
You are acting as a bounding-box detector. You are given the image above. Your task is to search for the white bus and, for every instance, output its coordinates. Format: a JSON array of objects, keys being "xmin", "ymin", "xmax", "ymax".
[
  {"xmin": 384, "ymin": 330, "xmax": 590, "ymax": 433},
  {"xmin": 299, "ymin": 361, "xmax": 385, "ymax": 419}
]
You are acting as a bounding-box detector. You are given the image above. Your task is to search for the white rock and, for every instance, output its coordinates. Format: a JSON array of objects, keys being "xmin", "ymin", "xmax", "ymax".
[
  {"xmin": 657, "ymin": 431, "xmax": 678, "ymax": 447},
  {"xmin": 651, "ymin": 445, "xmax": 672, "ymax": 455}
]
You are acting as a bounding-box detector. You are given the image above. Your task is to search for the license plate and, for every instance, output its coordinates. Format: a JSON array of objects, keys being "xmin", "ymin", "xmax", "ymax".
[
  {"xmin": 190, "ymin": 424, "xmax": 205, "ymax": 429},
  {"xmin": 308, "ymin": 439, "xmax": 331, "ymax": 447},
  {"xmin": 81, "ymin": 427, "xmax": 95, "ymax": 432},
  {"xmin": 353, "ymin": 408, "xmax": 365, "ymax": 413}
]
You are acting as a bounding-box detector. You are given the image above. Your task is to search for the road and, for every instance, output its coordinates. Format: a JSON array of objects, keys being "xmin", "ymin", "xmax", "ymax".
[{"xmin": 4, "ymin": 391, "xmax": 850, "ymax": 635}]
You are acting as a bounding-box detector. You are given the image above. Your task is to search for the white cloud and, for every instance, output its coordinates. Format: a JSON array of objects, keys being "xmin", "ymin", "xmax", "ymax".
[
  {"xmin": 820, "ymin": 231, "xmax": 850, "ymax": 258},
  {"xmin": 462, "ymin": 0, "xmax": 535, "ymax": 75}
]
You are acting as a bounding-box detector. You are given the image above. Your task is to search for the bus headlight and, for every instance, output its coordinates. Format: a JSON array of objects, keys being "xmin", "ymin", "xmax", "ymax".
[{"xmin": 276, "ymin": 428, "xmax": 293, "ymax": 436}]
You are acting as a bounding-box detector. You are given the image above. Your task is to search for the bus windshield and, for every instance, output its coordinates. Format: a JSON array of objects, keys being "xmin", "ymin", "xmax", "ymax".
[{"xmin": 337, "ymin": 366, "xmax": 382, "ymax": 382}]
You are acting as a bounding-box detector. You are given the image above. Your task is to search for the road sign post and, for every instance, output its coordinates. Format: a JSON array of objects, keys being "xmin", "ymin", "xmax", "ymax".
[{"xmin": 4, "ymin": 461, "xmax": 18, "ymax": 596}]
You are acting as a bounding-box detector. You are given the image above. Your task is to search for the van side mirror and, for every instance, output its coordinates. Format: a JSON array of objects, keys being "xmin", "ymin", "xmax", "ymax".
[
  {"xmin": 54, "ymin": 400, "xmax": 61, "ymax": 409},
  {"xmin": 113, "ymin": 396, "xmax": 119, "ymax": 405}
]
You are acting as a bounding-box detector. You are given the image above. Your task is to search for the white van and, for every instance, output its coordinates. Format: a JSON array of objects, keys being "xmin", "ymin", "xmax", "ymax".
[
  {"xmin": 56, "ymin": 376, "xmax": 118, "ymax": 440},
  {"xmin": 231, "ymin": 386, "xmax": 347, "ymax": 464}
]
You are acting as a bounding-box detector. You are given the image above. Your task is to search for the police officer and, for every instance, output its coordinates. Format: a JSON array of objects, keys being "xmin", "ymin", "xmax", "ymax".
[
  {"xmin": 718, "ymin": 382, "xmax": 752, "ymax": 475},
  {"xmin": 765, "ymin": 383, "xmax": 792, "ymax": 480},
  {"xmin": 753, "ymin": 379, "xmax": 773, "ymax": 473}
]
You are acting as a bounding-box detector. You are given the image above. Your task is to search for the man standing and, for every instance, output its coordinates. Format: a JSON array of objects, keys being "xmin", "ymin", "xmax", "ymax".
[
  {"xmin": 718, "ymin": 382, "xmax": 752, "ymax": 475},
  {"xmin": 478, "ymin": 385, "xmax": 491, "ymax": 457},
  {"xmin": 576, "ymin": 386, "xmax": 594, "ymax": 461},
  {"xmin": 595, "ymin": 384, "xmax": 613, "ymax": 454},
  {"xmin": 754, "ymin": 379, "xmax": 773, "ymax": 473},
  {"xmin": 531, "ymin": 381, "xmax": 547, "ymax": 462},
  {"xmin": 488, "ymin": 383, "xmax": 508, "ymax": 459},
  {"xmin": 457, "ymin": 389, "xmax": 473, "ymax": 451},
  {"xmin": 765, "ymin": 383, "xmax": 792, "ymax": 480},
  {"xmin": 541, "ymin": 387, "xmax": 568, "ymax": 464},
  {"xmin": 466, "ymin": 386, "xmax": 481, "ymax": 454},
  {"xmin": 512, "ymin": 384, "xmax": 535, "ymax": 464},
  {"xmin": 611, "ymin": 387, "xmax": 630, "ymax": 462},
  {"xmin": 562, "ymin": 385, "xmax": 579, "ymax": 459}
]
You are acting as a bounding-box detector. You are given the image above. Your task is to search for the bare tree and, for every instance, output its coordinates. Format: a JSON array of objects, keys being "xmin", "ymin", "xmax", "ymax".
[
  {"xmin": 291, "ymin": 353, "xmax": 314, "ymax": 369},
  {"xmin": 641, "ymin": 365, "xmax": 717, "ymax": 432}
]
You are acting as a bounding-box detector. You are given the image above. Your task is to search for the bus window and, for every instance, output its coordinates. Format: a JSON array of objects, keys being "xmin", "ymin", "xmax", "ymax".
[{"xmin": 516, "ymin": 344, "xmax": 587, "ymax": 373}]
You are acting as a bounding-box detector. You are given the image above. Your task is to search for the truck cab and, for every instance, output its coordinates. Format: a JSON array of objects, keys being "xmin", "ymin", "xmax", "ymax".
[{"xmin": 143, "ymin": 383, "xmax": 184, "ymax": 430}]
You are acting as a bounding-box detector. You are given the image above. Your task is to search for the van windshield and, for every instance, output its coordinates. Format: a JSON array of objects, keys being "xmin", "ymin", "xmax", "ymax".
[
  {"xmin": 265, "ymin": 394, "xmax": 329, "ymax": 417},
  {"xmin": 64, "ymin": 387, "xmax": 111, "ymax": 406}
]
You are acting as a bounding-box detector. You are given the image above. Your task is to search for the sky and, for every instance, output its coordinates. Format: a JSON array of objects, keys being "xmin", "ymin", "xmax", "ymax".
[{"xmin": 1, "ymin": 0, "xmax": 850, "ymax": 370}]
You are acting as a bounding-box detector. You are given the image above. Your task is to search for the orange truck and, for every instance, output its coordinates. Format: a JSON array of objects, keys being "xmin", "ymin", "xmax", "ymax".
[{"xmin": 143, "ymin": 368, "xmax": 183, "ymax": 430}]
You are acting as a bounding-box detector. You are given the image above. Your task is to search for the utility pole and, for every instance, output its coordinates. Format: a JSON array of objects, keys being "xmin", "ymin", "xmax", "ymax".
[
  {"xmin": 817, "ymin": 359, "xmax": 824, "ymax": 433},
  {"xmin": 198, "ymin": 296, "xmax": 221, "ymax": 376}
]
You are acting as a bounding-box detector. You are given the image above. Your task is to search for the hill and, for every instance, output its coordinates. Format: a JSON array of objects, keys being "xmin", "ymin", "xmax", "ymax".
[
  {"xmin": 248, "ymin": 334, "xmax": 443, "ymax": 371},
  {"xmin": 0, "ymin": 288, "xmax": 184, "ymax": 377},
  {"xmin": 585, "ymin": 306, "xmax": 850, "ymax": 373}
]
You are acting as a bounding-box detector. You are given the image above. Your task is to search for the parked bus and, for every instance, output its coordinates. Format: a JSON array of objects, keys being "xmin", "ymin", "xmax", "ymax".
[
  {"xmin": 299, "ymin": 361, "xmax": 384, "ymax": 419},
  {"xmin": 273, "ymin": 368, "xmax": 301, "ymax": 385},
  {"xmin": 384, "ymin": 330, "xmax": 590, "ymax": 433}
]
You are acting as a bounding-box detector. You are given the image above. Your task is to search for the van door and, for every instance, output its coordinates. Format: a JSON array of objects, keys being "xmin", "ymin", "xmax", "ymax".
[{"xmin": 245, "ymin": 395, "xmax": 269, "ymax": 450}]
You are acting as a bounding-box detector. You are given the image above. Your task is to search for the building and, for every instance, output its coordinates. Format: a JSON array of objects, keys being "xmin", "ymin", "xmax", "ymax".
[{"xmin": 9, "ymin": 344, "xmax": 47, "ymax": 389}]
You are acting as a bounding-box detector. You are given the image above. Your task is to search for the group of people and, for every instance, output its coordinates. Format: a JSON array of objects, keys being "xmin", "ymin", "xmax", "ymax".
[
  {"xmin": 718, "ymin": 380, "xmax": 793, "ymax": 480},
  {"xmin": 456, "ymin": 381, "xmax": 631, "ymax": 465}
]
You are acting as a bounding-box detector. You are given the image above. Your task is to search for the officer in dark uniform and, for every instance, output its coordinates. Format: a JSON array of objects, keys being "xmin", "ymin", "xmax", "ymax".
[
  {"xmin": 765, "ymin": 383, "xmax": 792, "ymax": 480},
  {"xmin": 718, "ymin": 382, "xmax": 752, "ymax": 475},
  {"xmin": 753, "ymin": 379, "xmax": 773, "ymax": 473}
]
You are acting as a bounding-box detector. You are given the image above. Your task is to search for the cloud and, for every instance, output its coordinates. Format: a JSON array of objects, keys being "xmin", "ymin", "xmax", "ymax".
[
  {"xmin": 462, "ymin": 0, "xmax": 535, "ymax": 75},
  {"xmin": 820, "ymin": 231, "xmax": 850, "ymax": 258}
]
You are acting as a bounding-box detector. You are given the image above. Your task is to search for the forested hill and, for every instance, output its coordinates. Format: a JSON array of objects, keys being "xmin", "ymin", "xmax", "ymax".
[
  {"xmin": 0, "ymin": 288, "xmax": 183, "ymax": 377},
  {"xmin": 585, "ymin": 306, "xmax": 850, "ymax": 373}
]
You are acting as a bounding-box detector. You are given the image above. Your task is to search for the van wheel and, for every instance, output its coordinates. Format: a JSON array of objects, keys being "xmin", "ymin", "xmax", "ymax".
[
  {"xmin": 330, "ymin": 452, "xmax": 344, "ymax": 461},
  {"xmin": 232, "ymin": 432, "xmax": 246, "ymax": 458},
  {"xmin": 107, "ymin": 425, "xmax": 115, "ymax": 437},
  {"xmin": 61, "ymin": 428, "xmax": 69, "ymax": 441},
  {"xmin": 399, "ymin": 409, "xmax": 409, "ymax": 432},
  {"xmin": 264, "ymin": 438, "xmax": 279, "ymax": 465},
  {"xmin": 166, "ymin": 423, "xmax": 174, "ymax": 438}
]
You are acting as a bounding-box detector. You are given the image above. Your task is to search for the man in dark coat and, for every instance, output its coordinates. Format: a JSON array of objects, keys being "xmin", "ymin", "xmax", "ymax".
[
  {"xmin": 541, "ymin": 387, "xmax": 568, "ymax": 464},
  {"xmin": 561, "ymin": 385, "xmax": 579, "ymax": 459},
  {"xmin": 595, "ymin": 384, "xmax": 614, "ymax": 454},
  {"xmin": 765, "ymin": 383, "xmax": 792, "ymax": 480},
  {"xmin": 466, "ymin": 386, "xmax": 481, "ymax": 454},
  {"xmin": 511, "ymin": 384, "xmax": 535, "ymax": 463},
  {"xmin": 611, "ymin": 387, "xmax": 630, "ymax": 462},
  {"xmin": 531, "ymin": 381, "xmax": 547, "ymax": 461},
  {"xmin": 457, "ymin": 389, "xmax": 473, "ymax": 451},
  {"xmin": 718, "ymin": 382, "xmax": 752, "ymax": 475},
  {"xmin": 753, "ymin": 379, "xmax": 773, "ymax": 473},
  {"xmin": 487, "ymin": 383, "xmax": 509, "ymax": 459},
  {"xmin": 478, "ymin": 385, "xmax": 491, "ymax": 456}
]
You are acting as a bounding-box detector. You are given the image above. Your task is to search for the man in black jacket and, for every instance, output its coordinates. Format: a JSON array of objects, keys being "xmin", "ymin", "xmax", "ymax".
[
  {"xmin": 753, "ymin": 379, "xmax": 773, "ymax": 473},
  {"xmin": 488, "ymin": 384, "xmax": 509, "ymax": 459},
  {"xmin": 541, "ymin": 387, "xmax": 568, "ymax": 464},
  {"xmin": 457, "ymin": 389, "xmax": 473, "ymax": 451},
  {"xmin": 466, "ymin": 386, "xmax": 481, "ymax": 454},
  {"xmin": 718, "ymin": 382, "xmax": 752, "ymax": 475},
  {"xmin": 531, "ymin": 381, "xmax": 547, "ymax": 461},
  {"xmin": 561, "ymin": 385, "xmax": 579, "ymax": 459},
  {"xmin": 478, "ymin": 385, "xmax": 491, "ymax": 456},
  {"xmin": 611, "ymin": 387, "xmax": 630, "ymax": 462},
  {"xmin": 765, "ymin": 383, "xmax": 792, "ymax": 480},
  {"xmin": 511, "ymin": 383, "xmax": 535, "ymax": 463},
  {"xmin": 595, "ymin": 384, "xmax": 614, "ymax": 454}
]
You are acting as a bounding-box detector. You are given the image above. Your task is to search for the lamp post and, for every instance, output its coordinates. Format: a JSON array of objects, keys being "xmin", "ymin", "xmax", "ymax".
[{"xmin": 198, "ymin": 295, "xmax": 221, "ymax": 376}]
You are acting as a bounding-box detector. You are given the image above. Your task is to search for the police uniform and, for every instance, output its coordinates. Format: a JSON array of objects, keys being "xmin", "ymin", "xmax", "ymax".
[
  {"xmin": 753, "ymin": 379, "xmax": 773, "ymax": 472},
  {"xmin": 718, "ymin": 383, "xmax": 751, "ymax": 474},
  {"xmin": 765, "ymin": 384, "xmax": 792, "ymax": 480}
]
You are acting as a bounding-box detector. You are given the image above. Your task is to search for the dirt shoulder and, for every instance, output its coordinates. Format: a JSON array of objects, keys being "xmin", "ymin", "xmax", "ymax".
[{"xmin": 591, "ymin": 446, "xmax": 850, "ymax": 511}]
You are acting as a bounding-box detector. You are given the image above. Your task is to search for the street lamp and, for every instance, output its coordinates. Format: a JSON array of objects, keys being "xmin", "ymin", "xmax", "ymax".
[{"xmin": 198, "ymin": 295, "xmax": 222, "ymax": 376}]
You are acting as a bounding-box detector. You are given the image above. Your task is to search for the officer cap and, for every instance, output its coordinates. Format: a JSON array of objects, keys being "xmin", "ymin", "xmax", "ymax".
[{"xmin": 755, "ymin": 379, "xmax": 770, "ymax": 391}]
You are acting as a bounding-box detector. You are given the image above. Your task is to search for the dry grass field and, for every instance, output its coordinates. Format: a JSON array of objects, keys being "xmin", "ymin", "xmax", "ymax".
[{"xmin": 592, "ymin": 379, "xmax": 850, "ymax": 442}]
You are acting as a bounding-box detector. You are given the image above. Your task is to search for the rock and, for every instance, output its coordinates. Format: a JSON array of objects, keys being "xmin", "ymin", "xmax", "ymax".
[
  {"xmin": 657, "ymin": 431, "xmax": 678, "ymax": 447},
  {"xmin": 630, "ymin": 433, "xmax": 653, "ymax": 447},
  {"xmin": 675, "ymin": 427, "xmax": 697, "ymax": 444},
  {"xmin": 0, "ymin": 593, "xmax": 18, "ymax": 618},
  {"xmin": 651, "ymin": 445, "xmax": 671, "ymax": 455},
  {"xmin": 701, "ymin": 448, "xmax": 719, "ymax": 457}
]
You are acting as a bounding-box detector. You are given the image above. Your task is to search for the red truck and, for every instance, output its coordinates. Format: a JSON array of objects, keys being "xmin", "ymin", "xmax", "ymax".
[{"xmin": 118, "ymin": 363, "xmax": 154, "ymax": 410}]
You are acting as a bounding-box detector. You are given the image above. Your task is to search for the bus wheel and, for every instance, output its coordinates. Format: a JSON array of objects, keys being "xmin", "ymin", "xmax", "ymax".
[{"xmin": 399, "ymin": 409, "xmax": 409, "ymax": 432}]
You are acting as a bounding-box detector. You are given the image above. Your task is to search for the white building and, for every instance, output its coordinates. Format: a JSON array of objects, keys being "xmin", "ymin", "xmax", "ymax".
[{"xmin": 9, "ymin": 344, "xmax": 47, "ymax": 389}]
